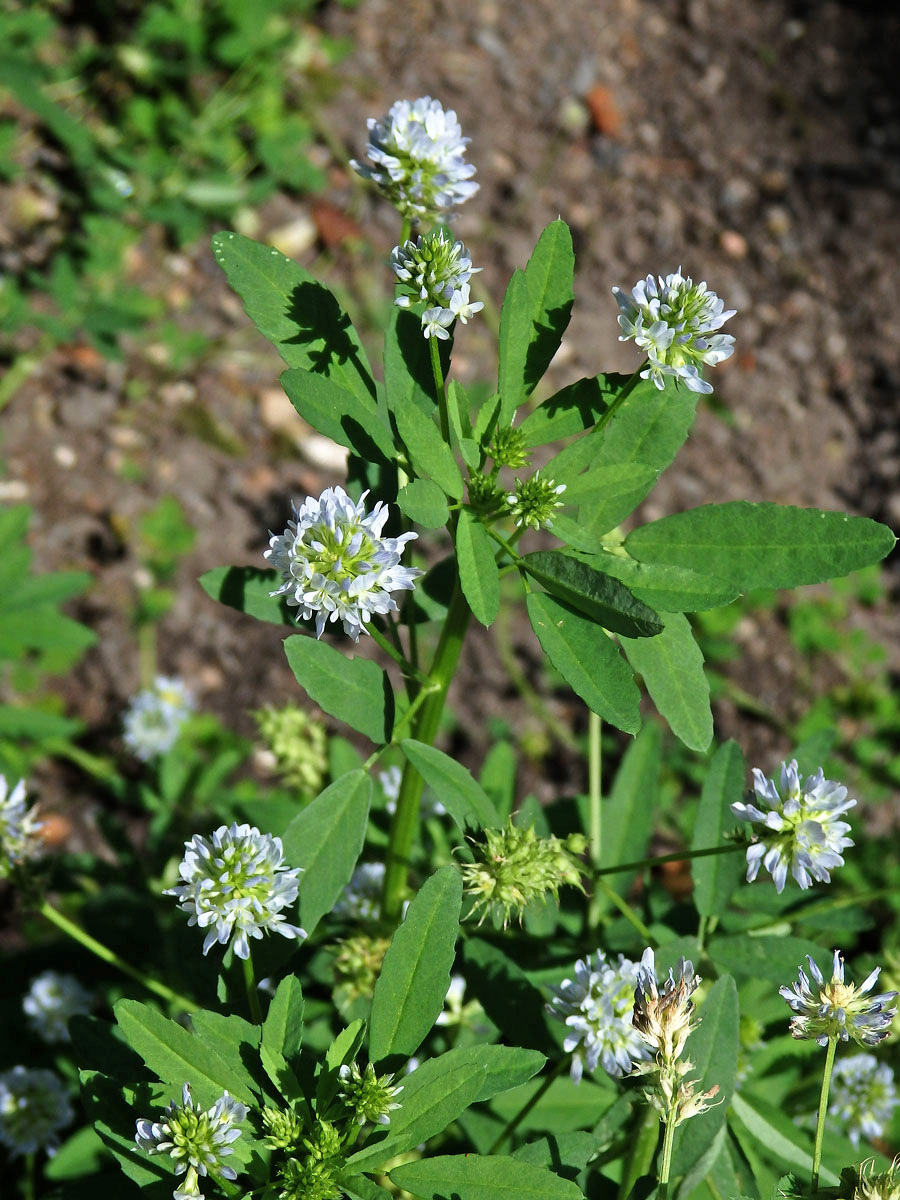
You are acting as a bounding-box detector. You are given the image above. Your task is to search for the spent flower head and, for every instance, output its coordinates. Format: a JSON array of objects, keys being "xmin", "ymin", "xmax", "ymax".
[
  {"xmin": 829, "ymin": 1053, "xmax": 898, "ymax": 1147},
  {"xmin": 135, "ymin": 1083, "xmax": 247, "ymax": 1200},
  {"xmin": 632, "ymin": 948, "xmax": 701, "ymax": 1064},
  {"xmin": 338, "ymin": 1062, "xmax": 402, "ymax": 1126},
  {"xmin": 780, "ymin": 951, "xmax": 898, "ymax": 1046},
  {"xmin": 351, "ymin": 95, "xmax": 478, "ymax": 222},
  {"xmin": 265, "ymin": 487, "xmax": 421, "ymax": 641},
  {"xmin": 0, "ymin": 775, "xmax": 43, "ymax": 877},
  {"xmin": 732, "ymin": 760, "xmax": 855, "ymax": 893},
  {"xmin": 548, "ymin": 951, "xmax": 652, "ymax": 1083},
  {"xmin": 254, "ymin": 703, "xmax": 327, "ymax": 793},
  {"xmin": 167, "ymin": 823, "xmax": 306, "ymax": 960},
  {"xmin": 612, "ymin": 268, "xmax": 735, "ymax": 394},
  {"xmin": 123, "ymin": 675, "xmax": 195, "ymax": 761},
  {"xmin": 23, "ymin": 971, "xmax": 91, "ymax": 1044},
  {"xmin": 0, "ymin": 1066, "xmax": 73, "ymax": 1156},
  {"xmin": 855, "ymin": 1158, "xmax": 900, "ymax": 1200},
  {"xmin": 505, "ymin": 471, "xmax": 566, "ymax": 531}
]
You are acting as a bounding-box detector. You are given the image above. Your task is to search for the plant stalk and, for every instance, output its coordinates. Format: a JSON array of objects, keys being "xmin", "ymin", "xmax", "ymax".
[
  {"xmin": 811, "ymin": 1035, "xmax": 838, "ymax": 1191},
  {"xmin": 588, "ymin": 709, "xmax": 602, "ymax": 929},
  {"xmin": 429, "ymin": 335, "xmax": 451, "ymax": 444},
  {"xmin": 243, "ymin": 949, "xmax": 263, "ymax": 1025},
  {"xmin": 658, "ymin": 1108, "xmax": 678, "ymax": 1200}
]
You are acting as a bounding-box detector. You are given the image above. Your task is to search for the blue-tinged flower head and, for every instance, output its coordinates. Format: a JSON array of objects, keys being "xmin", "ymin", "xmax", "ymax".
[
  {"xmin": 391, "ymin": 231, "xmax": 483, "ymax": 340},
  {"xmin": 0, "ymin": 1066, "xmax": 73, "ymax": 1156},
  {"xmin": 23, "ymin": 971, "xmax": 91, "ymax": 1044},
  {"xmin": 548, "ymin": 951, "xmax": 652, "ymax": 1083},
  {"xmin": 333, "ymin": 862, "xmax": 385, "ymax": 923},
  {"xmin": 780, "ymin": 951, "xmax": 898, "ymax": 1046},
  {"xmin": 829, "ymin": 1053, "xmax": 898, "ymax": 1147},
  {"xmin": 123, "ymin": 675, "xmax": 195, "ymax": 761},
  {"xmin": 265, "ymin": 487, "xmax": 421, "ymax": 642},
  {"xmin": 351, "ymin": 96, "xmax": 479, "ymax": 222},
  {"xmin": 0, "ymin": 775, "xmax": 43, "ymax": 878},
  {"xmin": 612, "ymin": 269, "xmax": 735, "ymax": 394},
  {"xmin": 167, "ymin": 823, "xmax": 306, "ymax": 960},
  {"xmin": 135, "ymin": 1083, "xmax": 247, "ymax": 1200},
  {"xmin": 732, "ymin": 760, "xmax": 855, "ymax": 893}
]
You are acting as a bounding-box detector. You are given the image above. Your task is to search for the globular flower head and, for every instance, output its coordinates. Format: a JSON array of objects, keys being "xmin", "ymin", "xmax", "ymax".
[
  {"xmin": 278, "ymin": 1155, "xmax": 342, "ymax": 1200},
  {"xmin": 254, "ymin": 703, "xmax": 327, "ymax": 793},
  {"xmin": 461, "ymin": 818, "xmax": 586, "ymax": 928},
  {"xmin": 123, "ymin": 675, "xmax": 195, "ymax": 761},
  {"xmin": 338, "ymin": 1062, "xmax": 402, "ymax": 1126},
  {"xmin": 333, "ymin": 933, "xmax": 391, "ymax": 1016},
  {"xmin": 261, "ymin": 1105, "xmax": 304, "ymax": 1151},
  {"xmin": 23, "ymin": 971, "xmax": 91, "ymax": 1044},
  {"xmin": 780, "ymin": 951, "xmax": 898, "ymax": 1047},
  {"xmin": 490, "ymin": 425, "xmax": 530, "ymax": 471},
  {"xmin": 166, "ymin": 823, "xmax": 306, "ymax": 960},
  {"xmin": 829, "ymin": 1053, "xmax": 898, "ymax": 1147},
  {"xmin": 0, "ymin": 775, "xmax": 43, "ymax": 877},
  {"xmin": 351, "ymin": 95, "xmax": 479, "ymax": 222},
  {"xmin": 333, "ymin": 862, "xmax": 385, "ymax": 924},
  {"xmin": 612, "ymin": 269, "xmax": 735, "ymax": 394},
  {"xmin": 732, "ymin": 760, "xmax": 855, "ymax": 893},
  {"xmin": 632, "ymin": 948, "xmax": 700, "ymax": 1064},
  {"xmin": 135, "ymin": 1084, "xmax": 247, "ymax": 1200},
  {"xmin": 0, "ymin": 1066, "xmax": 73, "ymax": 1156},
  {"xmin": 548, "ymin": 951, "xmax": 652, "ymax": 1083},
  {"xmin": 392, "ymin": 231, "xmax": 480, "ymax": 305},
  {"xmin": 265, "ymin": 487, "xmax": 421, "ymax": 642},
  {"xmin": 505, "ymin": 471, "xmax": 566, "ymax": 531}
]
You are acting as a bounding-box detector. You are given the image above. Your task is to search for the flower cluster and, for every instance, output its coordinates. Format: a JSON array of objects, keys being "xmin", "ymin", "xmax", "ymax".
[
  {"xmin": 461, "ymin": 818, "xmax": 586, "ymax": 928},
  {"xmin": 333, "ymin": 861, "xmax": 385, "ymax": 923},
  {"xmin": 23, "ymin": 971, "xmax": 91, "ymax": 1044},
  {"xmin": 505, "ymin": 471, "xmax": 566, "ymax": 531},
  {"xmin": 612, "ymin": 269, "xmax": 735, "ymax": 394},
  {"xmin": 123, "ymin": 675, "xmax": 195, "ymax": 761},
  {"xmin": 548, "ymin": 951, "xmax": 651, "ymax": 1083},
  {"xmin": 391, "ymin": 231, "xmax": 483, "ymax": 340},
  {"xmin": 254, "ymin": 703, "xmax": 327, "ymax": 793},
  {"xmin": 855, "ymin": 1159, "xmax": 900, "ymax": 1200},
  {"xmin": 166, "ymin": 823, "xmax": 306, "ymax": 960},
  {"xmin": 266, "ymin": 487, "xmax": 421, "ymax": 642},
  {"xmin": 731, "ymin": 760, "xmax": 855, "ymax": 893},
  {"xmin": 135, "ymin": 1083, "xmax": 247, "ymax": 1200},
  {"xmin": 0, "ymin": 1066, "xmax": 73, "ymax": 1156},
  {"xmin": 780, "ymin": 951, "xmax": 897, "ymax": 1046},
  {"xmin": 333, "ymin": 933, "xmax": 391, "ymax": 1016},
  {"xmin": 829, "ymin": 1053, "xmax": 898, "ymax": 1147},
  {"xmin": 351, "ymin": 95, "xmax": 478, "ymax": 222},
  {"xmin": 337, "ymin": 1062, "xmax": 402, "ymax": 1126},
  {"xmin": 0, "ymin": 775, "xmax": 43, "ymax": 878}
]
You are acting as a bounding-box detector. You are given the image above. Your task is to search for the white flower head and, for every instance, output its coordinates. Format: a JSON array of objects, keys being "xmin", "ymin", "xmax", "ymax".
[
  {"xmin": 612, "ymin": 268, "xmax": 736, "ymax": 394},
  {"xmin": 391, "ymin": 232, "xmax": 483, "ymax": 339},
  {"xmin": 0, "ymin": 775, "xmax": 43, "ymax": 877},
  {"xmin": 830, "ymin": 1053, "xmax": 898, "ymax": 1147},
  {"xmin": 548, "ymin": 951, "xmax": 652, "ymax": 1083},
  {"xmin": 166, "ymin": 823, "xmax": 306, "ymax": 960},
  {"xmin": 265, "ymin": 487, "xmax": 421, "ymax": 642},
  {"xmin": 780, "ymin": 951, "xmax": 898, "ymax": 1047},
  {"xmin": 0, "ymin": 1066, "xmax": 73, "ymax": 1156},
  {"xmin": 351, "ymin": 95, "xmax": 479, "ymax": 222},
  {"xmin": 23, "ymin": 971, "xmax": 91, "ymax": 1044},
  {"xmin": 732, "ymin": 759, "xmax": 855, "ymax": 893},
  {"xmin": 135, "ymin": 1083, "xmax": 247, "ymax": 1200},
  {"xmin": 333, "ymin": 862, "xmax": 385, "ymax": 923},
  {"xmin": 123, "ymin": 675, "xmax": 195, "ymax": 761}
]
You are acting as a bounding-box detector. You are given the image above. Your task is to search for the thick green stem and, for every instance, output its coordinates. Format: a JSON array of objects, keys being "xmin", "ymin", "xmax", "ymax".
[
  {"xmin": 487, "ymin": 1056, "xmax": 568, "ymax": 1154},
  {"xmin": 658, "ymin": 1110, "xmax": 678, "ymax": 1200},
  {"xmin": 243, "ymin": 950, "xmax": 263, "ymax": 1025},
  {"xmin": 587, "ymin": 710, "xmax": 603, "ymax": 929},
  {"xmin": 40, "ymin": 901, "xmax": 195, "ymax": 1010},
  {"xmin": 812, "ymin": 1036, "xmax": 838, "ymax": 1191}
]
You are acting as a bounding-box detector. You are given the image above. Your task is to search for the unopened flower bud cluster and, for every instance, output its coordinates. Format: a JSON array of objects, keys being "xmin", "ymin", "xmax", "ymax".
[
  {"xmin": 254, "ymin": 703, "xmax": 327, "ymax": 794},
  {"xmin": 391, "ymin": 230, "xmax": 483, "ymax": 341}
]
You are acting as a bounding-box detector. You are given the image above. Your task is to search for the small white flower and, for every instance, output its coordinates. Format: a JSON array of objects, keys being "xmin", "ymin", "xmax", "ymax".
[
  {"xmin": 422, "ymin": 307, "xmax": 454, "ymax": 340},
  {"xmin": 0, "ymin": 1066, "xmax": 73, "ymax": 1156},
  {"xmin": 732, "ymin": 760, "xmax": 855, "ymax": 893},
  {"xmin": 265, "ymin": 487, "xmax": 421, "ymax": 642},
  {"xmin": 780, "ymin": 951, "xmax": 898, "ymax": 1047},
  {"xmin": 449, "ymin": 283, "xmax": 484, "ymax": 324},
  {"xmin": 548, "ymin": 951, "xmax": 652, "ymax": 1083},
  {"xmin": 0, "ymin": 775, "xmax": 43, "ymax": 877},
  {"xmin": 23, "ymin": 971, "xmax": 91, "ymax": 1044},
  {"xmin": 830, "ymin": 1053, "xmax": 898, "ymax": 1147},
  {"xmin": 167, "ymin": 823, "xmax": 306, "ymax": 960},
  {"xmin": 351, "ymin": 95, "xmax": 479, "ymax": 222},
  {"xmin": 612, "ymin": 268, "xmax": 735, "ymax": 394},
  {"xmin": 123, "ymin": 675, "xmax": 195, "ymax": 761},
  {"xmin": 333, "ymin": 862, "xmax": 385, "ymax": 923},
  {"xmin": 135, "ymin": 1083, "xmax": 247, "ymax": 1200}
]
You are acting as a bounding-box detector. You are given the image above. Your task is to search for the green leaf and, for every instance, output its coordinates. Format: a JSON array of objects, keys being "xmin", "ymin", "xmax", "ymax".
[
  {"xmin": 521, "ymin": 551, "xmax": 663, "ymax": 637},
  {"xmin": 369, "ymin": 867, "xmax": 462, "ymax": 1064},
  {"xmin": 397, "ymin": 479, "xmax": 450, "ymax": 529},
  {"xmin": 199, "ymin": 566, "xmax": 293, "ymax": 626},
  {"xmin": 211, "ymin": 232, "xmax": 375, "ymax": 403},
  {"xmin": 548, "ymin": 464, "xmax": 660, "ymax": 548},
  {"xmin": 671, "ymin": 975, "xmax": 739, "ymax": 1176},
  {"xmin": 730, "ymin": 1093, "xmax": 839, "ymax": 1186},
  {"xmin": 401, "ymin": 740, "xmax": 501, "ymax": 834},
  {"xmin": 599, "ymin": 723, "xmax": 661, "ymax": 897},
  {"xmin": 0, "ymin": 705, "xmax": 82, "ymax": 739},
  {"xmin": 626, "ymin": 502, "xmax": 897, "ymax": 589},
  {"xmin": 708, "ymin": 934, "xmax": 831, "ymax": 985},
  {"xmin": 284, "ymin": 635, "xmax": 393, "ymax": 744},
  {"xmin": 188, "ymin": 1012, "xmax": 260, "ymax": 1096},
  {"xmin": 325, "ymin": 1020, "xmax": 367, "ymax": 1074},
  {"xmin": 338, "ymin": 1172, "xmax": 396, "ymax": 1200},
  {"xmin": 577, "ymin": 555, "xmax": 739, "ymax": 613},
  {"xmin": 390, "ymin": 1154, "xmax": 584, "ymax": 1200},
  {"xmin": 461, "ymin": 939, "xmax": 551, "ymax": 1053},
  {"xmin": 43, "ymin": 1125, "xmax": 106, "ymax": 1181},
  {"xmin": 457, "ymin": 509, "xmax": 500, "ymax": 627},
  {"xmin": 384, "ymin": 305, "xmax": 439, "ymax": 415},
  {"xmin": 526, "ymin": 592, "xmax": 641, "ymax": 734},
  {"xmin": 691, "ymin": 740, "xmax": 746, "ymax": 918},
  {"xmin": 114, "ymin": 1000, "xmax": 256, "ymax": 1107},
  {"xmin": 497, "ymin": 269, "xmax": 533, "ymax": 425},
  {"xmin": 621, "ymin": 612, "xmax": 713, "ymax": 751},
  {"xmin": 520, "ymin": 219, "xmax": 575, "ymax": 394},
  {"xmin": 282, "ymin": 770, "xmax": 372, "ymax": 936},
  {"xmin": 393, "ymin": 397, "xmax": 464, "ymax": 499},
  {"xmin": 593, "ymin": 377, "xmax": 698, "ymax": 474},
  {"xmin": 281, "ymin": 368, "xmax": 394, "ymax": 463},
  {"xmin": 261, "ymin": 975, "xmax": 303, "ymax": 1091},
  {"xmin": 518, "ymin": 375, "xmax": 613, "ymax": 448}
]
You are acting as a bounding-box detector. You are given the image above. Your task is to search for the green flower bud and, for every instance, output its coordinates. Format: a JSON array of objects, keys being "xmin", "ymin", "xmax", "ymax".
[
  {"xmin": 278, "ymin": 1155, "xmax": 342, "ymax": 1200},
  {"xmin": 254, "ymin": 704, "xmax": 328, "ymax": 793},
  {"xmin": 489, "ymin": 425, "xmax": 530, "ymax": 470},
  {"xmin": 261, "ymin": 1106, "xmax": 304, "ymax": 1151},
  {"xmin": 505, "ymin": 471, "xmax": 566, "ymax": 531},
  {"xmin": 338, "ymin": 1062, "xmax": 402, "ymax": 1127},
  {"xmin": 466, "ymin": 474, "xmax": 504, "ymax": 515}
]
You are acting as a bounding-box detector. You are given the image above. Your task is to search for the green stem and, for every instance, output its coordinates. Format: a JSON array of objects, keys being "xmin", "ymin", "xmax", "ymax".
[
  {"xmin": 429, "ymin": 335, "xmax": 451, "ymax": 444},
  {"xmin": 487, "ymin": 1056, "xmax": 568, "ymax": 1154},
  {"xmin": 40, "ymin": 901, "xmax": 195, "ymax": 1010},
  {"xmin": 588, "ymin": 710, "xmax": 603, "ymax": 929},
  {"xmin": 592, "ymin": 840, "xmax": 745, "ymax": 878},
  {"xmin": 594, "ymin": 875, "xmax": 654, "ymax": 944},
  {"xmin": 399, "ymin": 216, "xmax": 412, "ymax": 246},
  {"xmin": 658, "ymin": 1109, "xmax": 678, "ymax": 1200},
  {"xmin": 243, "ymin": 950, "xmax": 263, "ymax": 1025},
  {"xmin": 595, "ymin": 364, "xmax": 646, "ymax": 434},
  {"xmin": 24, "ymin": 1152, "xmax": 36, "ymax": 1200},
  {"xmin": 368, "ymin": 622, "xmax": 429, "ymax": 685},
  {"xmin": 811, "ymin": 1036, "xmax": 838, "ymax": 1191},
  {"xmin": 382, "ymin": 578, "xmax": 472, "ymax": 919}
]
